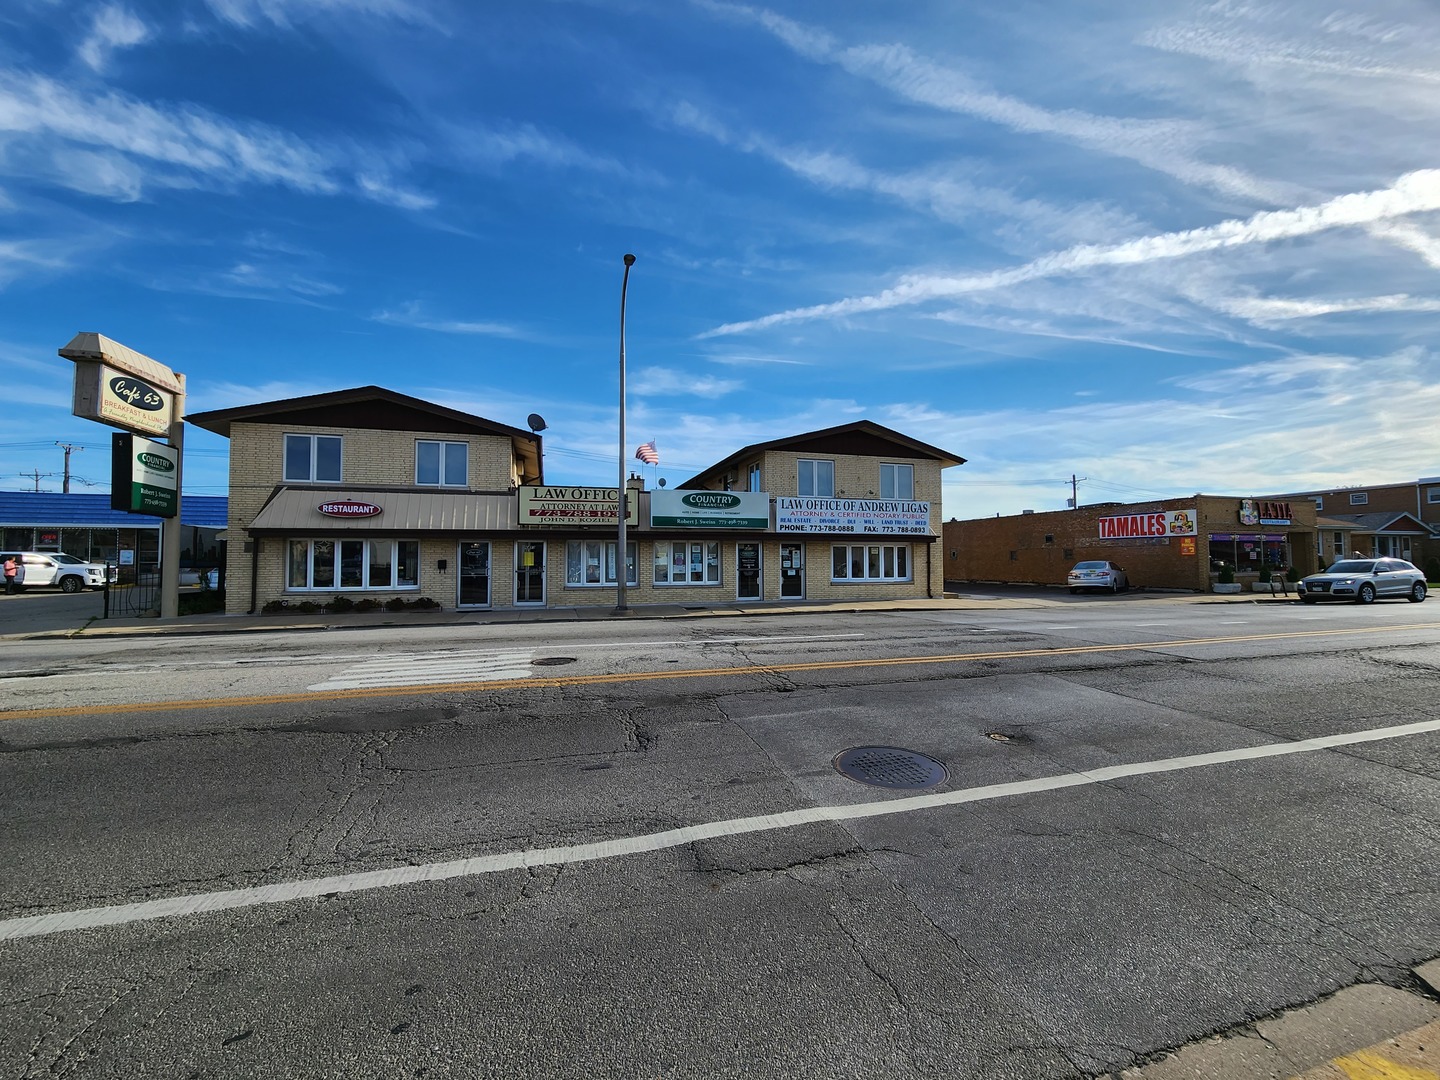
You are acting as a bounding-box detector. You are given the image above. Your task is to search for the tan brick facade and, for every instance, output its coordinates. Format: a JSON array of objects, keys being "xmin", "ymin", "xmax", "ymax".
[{"xmin": 193, "ymin": 392, "xmax": 964, "ymax": 613}]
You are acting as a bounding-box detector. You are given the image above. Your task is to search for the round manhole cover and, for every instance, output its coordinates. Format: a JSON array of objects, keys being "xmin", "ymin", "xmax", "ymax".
[
  {"xmin": 833, "ymin": 746, "xmax": 948, "ymax": 790},
  {"xmin": 531, "ymin": 657, "xmax": 577, "ymax": 667}
]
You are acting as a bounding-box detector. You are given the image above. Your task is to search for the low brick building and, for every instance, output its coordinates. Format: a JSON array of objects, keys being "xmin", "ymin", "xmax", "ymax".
[{"xmin": 944, "ymin": 495, "xmax": 1321, "ymax": 592}]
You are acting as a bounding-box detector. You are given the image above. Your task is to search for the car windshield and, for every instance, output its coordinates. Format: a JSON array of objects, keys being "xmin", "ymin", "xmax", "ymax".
[
  {"xmin": 1326, "ymin": 560, "xmax": 1374, "ymax": 573},
  {"xmin": 52, "ymin": 554, "xmax": 86, "ymax": 565},
  {"xmin": 1074, "ymin": 561, "xmax": 1108, "ymax": 570}
]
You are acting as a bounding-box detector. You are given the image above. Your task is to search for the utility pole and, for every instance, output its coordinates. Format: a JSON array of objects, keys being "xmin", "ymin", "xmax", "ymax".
[
  {"xmin": 25, "ymin": 469, "xmax": 54, "ymax": 492},
  {"xmin": 1070, "ymin": 474, "xmax": 1086, "ymax": 509},
  {"xmin": 56, "ymin": 442, "xmax": 83, "ymax": 493}
]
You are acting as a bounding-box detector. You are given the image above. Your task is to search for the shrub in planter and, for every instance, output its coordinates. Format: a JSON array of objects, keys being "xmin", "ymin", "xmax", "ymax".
[
  {"xmin": 329, "ymin": 594, "xmax": 355, "ymax": 613},
  {"xmin": 1218, "ymin": 564, "xmax": 1235, "ymax": 584},
  {"xmin": 385, "ymin": 597, "xmax": 407, "ymax": 611},
  {"xmin": 1286, "ymin": 566, "xmax": 1301, "ymax": 582},
  {"xmin": 1258, "ymin": 568, "xmax": 1272, "ymax": 583},
  {"xmin": 354, "ymin": 598, "xmax": 380, "ymax": 612}
]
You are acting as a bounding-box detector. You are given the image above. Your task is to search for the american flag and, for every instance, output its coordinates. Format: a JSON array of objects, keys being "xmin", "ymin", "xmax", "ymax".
[{"xmin": 634, "ymin": 440, "xmax": 659, "ymax": 465}]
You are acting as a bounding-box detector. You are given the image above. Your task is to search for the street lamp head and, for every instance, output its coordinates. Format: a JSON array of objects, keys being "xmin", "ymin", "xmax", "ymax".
[{"xmin": 623, "ymin": 253, "xmax": 636, "ymax": 266}]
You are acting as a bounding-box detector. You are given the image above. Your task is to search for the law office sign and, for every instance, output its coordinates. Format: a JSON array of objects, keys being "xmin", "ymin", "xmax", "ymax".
[
  {"xmin": 775, "ymin": 497, "xmax": 931, "ymax": 535},
  {"xmin": 651, "ymin": 489, "xmax": 770, "ymax": 529},
  {"xmin": 518, "ymin": 486, "xmax": 638, "ymax": 525},
  {"xmin": 111, "ymin": 433, "xmax": 178, "ymax": 517}
]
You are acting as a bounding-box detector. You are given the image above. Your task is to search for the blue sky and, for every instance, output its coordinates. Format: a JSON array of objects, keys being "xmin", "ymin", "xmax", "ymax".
[{"xmin": 3, "ymin": 0, "xmax": 1439, "ymax": 517}]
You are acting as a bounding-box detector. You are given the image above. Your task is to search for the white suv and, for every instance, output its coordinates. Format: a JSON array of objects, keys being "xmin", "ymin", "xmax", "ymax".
[{"xmin": 1, "ymin": 552, "xmax": 115, "ymax": 592}]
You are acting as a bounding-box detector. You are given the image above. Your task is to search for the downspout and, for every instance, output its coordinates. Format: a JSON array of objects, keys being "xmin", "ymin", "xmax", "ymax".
[
  {"xmin": 926, "ymin": 539, "xmax": 933, "ymax": 598},
  {"xmin": 248, "ymin": 537, "xmax": 260, "ymax": 615}
]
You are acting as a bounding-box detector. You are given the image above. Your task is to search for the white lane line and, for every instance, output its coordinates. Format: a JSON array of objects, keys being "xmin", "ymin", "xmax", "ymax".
[
  {"xmin": 1043, "ymin": 626, "xmax": 1080, "ymax": 630},
  {"xmin": 6, "ymin": 716, "xmax": 1438, "ymax": 942}
]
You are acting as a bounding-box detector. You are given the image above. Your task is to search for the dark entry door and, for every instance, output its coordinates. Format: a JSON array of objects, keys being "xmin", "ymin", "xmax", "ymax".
[
  {"xmin": 737, "ymin": 542, "xmax": 761, "ymax": 600},
  {"xmin": 780, "ymin": 543, "xmax": 804, "ymax": 598},
  {"xmin": 458, "ymin": 541, "xmax": 490, "ymax": 608},
  {"xmin": 515, "ymin": 541, "xmax": 546, "ymax": 605}
]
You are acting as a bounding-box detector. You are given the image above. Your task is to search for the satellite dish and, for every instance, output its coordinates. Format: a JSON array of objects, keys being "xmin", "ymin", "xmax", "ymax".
[
  {"xmin": 526, "ymin": 413, "xmax": 548, "ymax": 433},
  {"xmin": 658, "ymin": 478, "xmax": 666, "ymax": 487}
]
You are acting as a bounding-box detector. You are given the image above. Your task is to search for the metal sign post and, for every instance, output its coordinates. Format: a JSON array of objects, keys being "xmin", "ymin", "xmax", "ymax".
[{"xmin": 59, "ymin": 334, "xmax": 187, "ymax": 618}]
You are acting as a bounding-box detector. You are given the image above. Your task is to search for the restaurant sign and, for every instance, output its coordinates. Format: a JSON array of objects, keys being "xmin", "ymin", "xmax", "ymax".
[
  {"xmin": 775, "ymin": 497, "xmax": 931, "ymax": 535},
  {"xmin": 651, "ymin": 489, "xmax": 769, "ymax": 529},
  {"xmin": 318, "ymin": 501, "xmax": 382, "ymax": 518},
  {"xmin": 518, "ymin": 486, "xmax": 638, "ymax": 526},
  {"xmin": 1239, "ymin": 499, "xmax": 1292, "ymax": 526},
  {"xmin": 1097, "ymin": 507, "xmax": 1197, "ymax": 539}
]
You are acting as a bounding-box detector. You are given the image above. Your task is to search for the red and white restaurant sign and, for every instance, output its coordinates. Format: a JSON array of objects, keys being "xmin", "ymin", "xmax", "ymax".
[
  {"xmin": 318, "ymin": 501, "xmax": 383, "ymax": 518},
  {"xmin": 1097, "ymin": 507, "xmax": 1197, "ymax": 539}
]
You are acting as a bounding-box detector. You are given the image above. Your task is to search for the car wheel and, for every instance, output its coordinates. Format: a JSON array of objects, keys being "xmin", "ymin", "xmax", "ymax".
[
  {"xmin": 1301, "ymin": 596, "xmax": 1317, "ymax": 604},
  {"xmin": 59, "ymin": 575, "xmax": 83, "ymax": 593},
  {"xmin": 1410, "ymin": 582, "xmax": 1427, "ymax": 603},
  {"xmin": 1111, "ymin": 581, "xmax": 1120, "ymax": 594},
  {"xmin": 1356, "ymin": 583, "xmax": 1376, "ymax": 604},
  {"xmin": 1068, "ymin": 587, "xmax": 1078, "ymax": 594}
]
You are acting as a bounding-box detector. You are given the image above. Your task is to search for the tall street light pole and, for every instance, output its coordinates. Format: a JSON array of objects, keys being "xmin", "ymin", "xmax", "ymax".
[{"xmin": 615, "ymin": 253, "xmax": 636, "ymax": 614}]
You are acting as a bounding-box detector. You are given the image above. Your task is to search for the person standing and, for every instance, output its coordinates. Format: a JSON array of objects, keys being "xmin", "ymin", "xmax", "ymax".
[
  {"xmin": 3, "ymin": 555, "xmax": 16, "ymax": 595},
  {"xmin": 11, "ymin": 556, "xmax": 23, "ymax": 593}
]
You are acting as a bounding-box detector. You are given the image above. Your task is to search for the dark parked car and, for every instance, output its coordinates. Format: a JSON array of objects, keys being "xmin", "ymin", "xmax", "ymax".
[{"xmin": 1297, "ymin": 558, "xmax": 1427, "ymax": 604}]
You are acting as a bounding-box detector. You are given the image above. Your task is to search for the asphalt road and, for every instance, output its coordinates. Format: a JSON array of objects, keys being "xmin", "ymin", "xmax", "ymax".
[{"xmin": 1, "ymin": 598, "xmax": 1438, "ymax": 1078}]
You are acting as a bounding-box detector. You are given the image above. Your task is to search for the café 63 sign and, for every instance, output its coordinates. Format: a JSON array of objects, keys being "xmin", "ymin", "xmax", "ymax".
[{"xmin": 73, "ymin": 363, "xmax": 173, "ymax": 437}]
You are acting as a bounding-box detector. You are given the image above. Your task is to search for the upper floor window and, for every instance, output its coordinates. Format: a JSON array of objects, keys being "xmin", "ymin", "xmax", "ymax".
[
  {"xmin": 879, "ymin": 463, "xmax": 914, "ymax": 500},
  {"xmin": 416, "ymin": 440, "xmax": 468, "ymax": 487},
  {"xmin": 748, "ymin": 463, "xmax": 762, "ymax": 492},
  {"xmin": 284, "ymin": 434, "xmax": 342, "ymax": 483},
  {"xmin": 1312, "ymin": 497, "xmax": 1323, "ymax": 511},
  {"xmin": 1428, "ymin": 487, "xmax": 1440, "ymax": 504},
  {"xmin": 1349, "ymin": 492, "xmax": 1369, "ymax": 505},
  {"xmin": 798, "ymin": 459, "xmax": 834, "ymax": 497}
]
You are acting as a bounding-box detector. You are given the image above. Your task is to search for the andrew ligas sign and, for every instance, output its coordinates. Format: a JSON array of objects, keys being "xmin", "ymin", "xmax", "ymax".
[
  {"xmin": 111, "ymin": 432, "xmax": 178, "ymax": 517},
  {"xmin": 775, "ymin": 497, "xmax": 931, "ymax": 535}
]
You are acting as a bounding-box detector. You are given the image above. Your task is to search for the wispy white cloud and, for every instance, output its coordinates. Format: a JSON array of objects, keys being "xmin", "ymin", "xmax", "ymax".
[
  {"xmin": 0, "ymin": 71, "xmax": 434, "ymax": 209},
  {"xmin": 702, "ymin": 169, "xmax": 1440, "ymax": 337},
  {"xmin": 0, "ymin": 239, "xmax": 66, "ymax": 285},
  {"xmin": 700, "ymin": 1, "xmax": 1293, "ymax": 203},
  {"xmin": 937, "ymin": 347, "xmax": 1440, "ymax": 515},
  {"xmin": 703, "ymin": 352, "xmax": 810, "ymax": 367},
  {"xmin": 372, "ymin": 301, "xmax": 525, "ymax": 338},
  {"xmin": 633, "ymin": 366, "xmax": 741, "ymax": 399},
  {"xmin": 1207, "ymin": 292, "xmax": 1440, "ymax": 324},
  {"xmin": 204, "ymin": 0, "xmax": 435, "ymax": 29},
  {"xmin": 222, "ymin": 261, "xmax": 343, "ymax": 298},
  {"xmin": 78, "ymin": 5, "xmax": 150, "ymax": 72},
  {"xmin": 667, "ymin": 101, "xmax": 1137, "ymax": 246}
]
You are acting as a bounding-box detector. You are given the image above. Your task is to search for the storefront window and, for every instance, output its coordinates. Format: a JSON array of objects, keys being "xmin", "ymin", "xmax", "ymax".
[
  {"xmin": 653, "ymin": 541, "xmax": 720, "ymax": 585},
  {"xmin": 831, "ymin": 544, "xmax": 911, "ymax": 582},
  {"xmin": 565, "ymin": 540, "xmax": 637, "ymax": 586},
  {"xmin": 287, "ymin": 538, "xmax": 419, "ymax": 591}
]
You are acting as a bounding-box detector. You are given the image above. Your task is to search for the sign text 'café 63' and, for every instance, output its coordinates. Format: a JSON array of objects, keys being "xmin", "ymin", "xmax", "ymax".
[{"xmin": 72, "ymin": 363, "xmax": 174, "ymax": 437}]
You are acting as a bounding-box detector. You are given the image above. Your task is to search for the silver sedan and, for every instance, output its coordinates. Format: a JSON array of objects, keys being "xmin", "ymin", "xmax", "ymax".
[
  {"xmin": 1297, "ymin": 558, "xmax": 1427, "ymax": 604},
  {"xmin": 1067, "ymin": 560, "xmax": 1130, "ymax": 594}
]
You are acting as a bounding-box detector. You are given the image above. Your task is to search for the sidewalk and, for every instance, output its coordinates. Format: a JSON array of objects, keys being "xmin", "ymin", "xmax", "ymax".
[{"xmin": 4, "ymin": 586, "xmax": 1299, "ymax": 640}]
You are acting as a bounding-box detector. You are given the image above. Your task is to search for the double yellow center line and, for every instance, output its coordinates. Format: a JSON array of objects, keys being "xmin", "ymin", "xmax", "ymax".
[{"xmin": 2, "ymin": 622, "xmax": 1432, "ymax": 721}]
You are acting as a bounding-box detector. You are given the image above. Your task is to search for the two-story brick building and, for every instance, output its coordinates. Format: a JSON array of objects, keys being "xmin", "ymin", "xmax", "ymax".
[
  {"xmin": 187, "ymin": 387, "xmax": 965, "ymax": 614},
  {"xmin": 1264, "ymin": 478, "xmax": 1439, "ymax": 570}
]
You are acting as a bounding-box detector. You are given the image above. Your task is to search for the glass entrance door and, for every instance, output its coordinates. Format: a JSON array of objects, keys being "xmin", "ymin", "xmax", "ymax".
[
  {"xmin": 737, "ymin": 542, "xmax": 762, "ymax": 600},
  {"xmin": 515, "ymin": 541, "xmax": 546, "ymax": 605},
  {"xmin": 780, "ymin": 543, "xmax": 804, "ymax": 598},
  {"xmin": 457, "ymin": 541, "xmax": 490, "ymax": 609}
]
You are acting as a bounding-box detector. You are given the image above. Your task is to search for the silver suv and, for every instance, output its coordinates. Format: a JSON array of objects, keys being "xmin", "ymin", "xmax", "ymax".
[
  {"xmin": 1297, "ymin": 558, "xmax": 1427, "ymax": 604},
  {"xmin": 1, "ymin": 552, "xmax": 115, "ymax": 593}
]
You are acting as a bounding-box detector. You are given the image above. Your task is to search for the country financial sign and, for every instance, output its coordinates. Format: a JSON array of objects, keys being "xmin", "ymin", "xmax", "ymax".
[
  {"xmin": 651, "ymin": 489, "xmax": 770, "ymax": 529},
  {"xmin": 1096, "ymin": 508, "xmax": 1198, "ymax": 539},
  {"xmin": 110, "ymin": 432, "xmax": 178, "ymax": 518}
]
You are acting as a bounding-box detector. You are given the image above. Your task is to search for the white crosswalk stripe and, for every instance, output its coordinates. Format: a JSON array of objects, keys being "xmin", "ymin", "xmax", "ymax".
[{"xmin": 307, "ymin": 648, "xmax": 539, "ymax": 691}]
